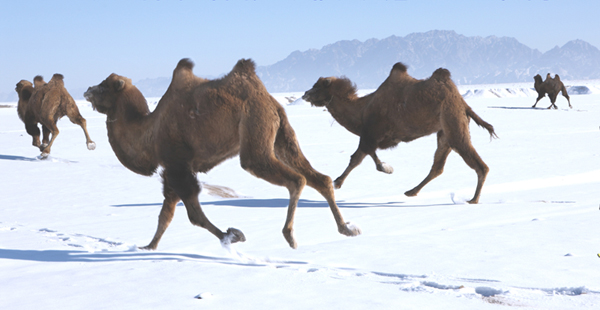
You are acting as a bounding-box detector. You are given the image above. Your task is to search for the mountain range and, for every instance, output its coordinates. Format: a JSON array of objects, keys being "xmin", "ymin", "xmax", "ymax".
[
  {"xmin": 3, "ymin": 30, "xmax": 599, "ymax": 101},
  {"xmin": 257, "ymin": 30, "xmax": 600, "ymax": 92}
]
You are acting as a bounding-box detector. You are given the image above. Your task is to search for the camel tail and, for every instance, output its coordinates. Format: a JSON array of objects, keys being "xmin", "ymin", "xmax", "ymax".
[{"xmin": 465, "ymin": 105, "xmax": 498, "ymax": 140}]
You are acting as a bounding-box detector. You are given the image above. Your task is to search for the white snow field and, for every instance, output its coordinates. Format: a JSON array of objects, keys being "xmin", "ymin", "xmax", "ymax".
[{"xmin": 1, "ymin": 84, "xmax": 599, "ymax": 309}]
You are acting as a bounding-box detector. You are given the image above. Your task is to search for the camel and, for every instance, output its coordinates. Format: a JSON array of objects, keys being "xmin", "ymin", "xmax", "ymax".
[
  {"xmin": 15, "ymin": 74, "xmax": 96, "ymax": 157},
  {"xmin": 302, "ymin": 63, "xmax": 497, "ymax": 204},
  {"xmin": 16, "ymin": 77, "xmax": 49, "ymax": 148},
  {"xmin": 84, "ymin": 58, "xmax": 360, "ymax": 250},
  {"xmin": 532, "ymin": 73, "xmax": 572, "ymax": 109}
]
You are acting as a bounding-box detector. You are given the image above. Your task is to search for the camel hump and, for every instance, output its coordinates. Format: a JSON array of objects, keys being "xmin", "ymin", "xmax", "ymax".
[
  {"xmin": 232, "ymin": 58, "xmax": 257, "ymax": 75},
  {"xmin": 431, "ymin": 68, "xmax": 451, "ymax": 82},
  {"xmin": 176, "ymin": 58, "xmax": 195, "ymax": 71},
  {"xmin": 171, "ymin": 58, "xmax": 197, "ymax": 87},
  {"xmin": 49, "ymin": 74, "xmax": 65, "ymax": 87},
  {"xmin": 33, "ymin": 75, "xmax": 45, "ymax": 86},
  {"xmin": 391, "ymin": 62, "xmax": 408, "ymax": 73},
  {"xmin": 554, "ymin": 74, "xmax": 561, "ymax": 81}
]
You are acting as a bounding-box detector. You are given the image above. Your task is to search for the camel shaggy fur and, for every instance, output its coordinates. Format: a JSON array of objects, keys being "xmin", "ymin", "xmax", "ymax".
[
  {"xmin": 84, "ymin": 58, "xmax": 360, "ymax": 250},
  {"xmin": 15, "ymin": 74, "xmax": 96, "ymax": 157},
  {"xmin": 303, "ymin": 63, "xmax": 497, "ymax": 204},
  {"xmin": 532, "ymin": 73, "xmax": 572, "ymax": 109}
]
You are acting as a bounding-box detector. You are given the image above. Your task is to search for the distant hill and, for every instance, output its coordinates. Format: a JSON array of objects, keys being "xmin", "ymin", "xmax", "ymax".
[
  {"xmin": 256, "ymin": 30, "xmax": 600, "ymax": 92},
  {"xmin": 3, "ymin": 30, "xmax": 598, "ymax": 102}
]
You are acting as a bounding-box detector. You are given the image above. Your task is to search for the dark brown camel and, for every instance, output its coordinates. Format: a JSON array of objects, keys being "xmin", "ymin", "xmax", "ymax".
[
  {"xmin": 84, "ymin": 58, "xmax": 360, "ymax": 250},
  {"xmin": 15, "ymin": 74, "xmax": 96, "ymax": 157},
  {"xmin": 532, "ymin": 73, "xmax": 572, "ymax": 109},
  {"xmin": 302, "ymin": 63, "xmax": 497, "ymax": 204}
]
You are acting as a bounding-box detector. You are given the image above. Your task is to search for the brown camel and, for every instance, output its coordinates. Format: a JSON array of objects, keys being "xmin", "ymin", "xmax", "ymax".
[
  {"xmin": 15, "ymin": 74, "xmax": 96, "ymax": 157},
  {"xmin": 532, "ymin": 73, "xmax": 572, "ymax": 109},
  {"xmin": 302, "ymin": 63, "xmax": 497, "ymax": 204},
  {"xmin": 84, "ymin": 58, "xmax": 360, "ymax": 250}
]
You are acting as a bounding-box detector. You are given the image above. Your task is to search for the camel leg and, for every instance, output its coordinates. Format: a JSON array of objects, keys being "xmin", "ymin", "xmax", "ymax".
[
  {"xmin": 334, "ymin": 148, "xmax": 368, "ymax": 189},
  {"xmin": 39, "ymin": 121, "xmax": 59, "ymax": 157},
  {"xmin": 370, "ymin": 152, "xmax": 393, "ymax": 174},
  {"xmin": 163, "ymin": 165, "xmax": 244, "ymax": 245},
  {"xmin": 140, "ymin": 178, "xmax": 181, "ymax": 250},
  {"xmin": 274, "ymin": 125, "xmax": 361, "ymax": 240},
  {"xmin": 446, "ymin": 130, "xmax": 489, "ymax": 204},
  {"xmin": 24, "ymin": 121, "xmax": 41, "ymax": 147},
  {"xmin": 67, "ymin": 107, "xmax": 96, "ymax": 150},
  {"xmin": 41, "ymin": 124, "xmax": 51, "ymax": 147},
  {"xmin": 532, "ymin": 94, "xmax": 544, "ymax": 108},
  {"xmin": 240, "ymin": 143, "xmax": 307, "ymax": 248},
  {"xmin": 561, "ymin": 89, "xmax": 572, "ymax": 108},
  {"xmin": 547, "ymin": 94, "xmax": 558, "ymax": 109},
  {"xmin": 405, "ymin": 131, "xmax": 451, "ymax": 197},
  {"xmin": 335, "ymin": 132, "xmax": 383, "ymax": 188}
]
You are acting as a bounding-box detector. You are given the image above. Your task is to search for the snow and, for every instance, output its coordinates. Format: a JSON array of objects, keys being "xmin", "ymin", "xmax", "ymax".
[{"xmin": 1, "ymin": 85, "xmax": 599, "ymax": 309}]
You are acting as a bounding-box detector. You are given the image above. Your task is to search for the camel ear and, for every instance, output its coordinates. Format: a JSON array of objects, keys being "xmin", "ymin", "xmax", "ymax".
[{"xmin": 114, "ymin": 79, "xmax": 126, "ymax": 91}]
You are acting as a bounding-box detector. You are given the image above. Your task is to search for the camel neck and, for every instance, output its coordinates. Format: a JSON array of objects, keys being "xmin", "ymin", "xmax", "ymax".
[
  {"xmin": 326, "ymin": 93, "xmax": 370, "ymax": 136},
  {"xmin": 106, "ymin": 105, "xmax": 159, "ymax": 176}
]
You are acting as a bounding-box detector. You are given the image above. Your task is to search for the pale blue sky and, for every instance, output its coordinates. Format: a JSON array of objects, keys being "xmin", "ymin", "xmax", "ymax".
[{"xmin": 1, "ymin": 0, "xmax": 598, "ymax": 98}]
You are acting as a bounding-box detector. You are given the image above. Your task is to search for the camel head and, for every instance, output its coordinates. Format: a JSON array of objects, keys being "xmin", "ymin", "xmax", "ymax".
[
  {"xmin": 302, "ymin": 77, "xmax": 338, "ymax": 107},
  {"xmin": 15, "ymin": 80, "xmax": 34, "ymax": 102},
  {"xmin": 84, "ymin": 73, "xmax": 131, "ymax": 114},
  {"xmin": 533, "ymin": 74, "xmax": 543, "ymax": 84}
]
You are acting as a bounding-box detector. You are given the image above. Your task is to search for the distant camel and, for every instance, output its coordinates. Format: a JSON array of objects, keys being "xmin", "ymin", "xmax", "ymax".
[
  {"xmin": 15, "ymin": 74, "xmax": 96, "ymax": 157},
  {"xmin": 532, "ymin": 73, "xmax": 572, "ymax": 109},
  {"xmin": 303, "ymin": 63, "xmax": 497, "ymax": 204},
  {"xmin": 84, "ymin": 58, "xmax": 360, "ymax": 250}
]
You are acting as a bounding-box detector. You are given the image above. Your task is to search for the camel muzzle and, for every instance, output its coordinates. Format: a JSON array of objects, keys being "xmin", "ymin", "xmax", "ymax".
[
  {"xmin": 83, "ymin": 88, "xmax": 94, "ymax": 101},
  {"xmin": 301, "ymin": 92, "xmax": 310, "ymax": 101}
]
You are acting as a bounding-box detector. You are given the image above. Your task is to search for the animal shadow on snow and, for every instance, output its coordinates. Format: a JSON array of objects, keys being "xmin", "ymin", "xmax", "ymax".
[
  {"xmin": 0, "ymin": 248, "xmax": 305, "ymax": 267},
  {"xmin": 0, "ymin": 154, "xmax": 38, "ymax": 161},
  {"xmin": 113, "ymin": 199, "xmax": 453, "ymax": 209},
  {"xmin": 488, "ymin": 106, "xmax": 547, "ymax": 110}
]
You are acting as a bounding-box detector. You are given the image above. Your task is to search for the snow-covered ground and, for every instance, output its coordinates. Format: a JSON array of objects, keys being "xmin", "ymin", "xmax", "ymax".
[{"xmin": 1, "ymin": 85, "xmax": 599, "ymax": 309}]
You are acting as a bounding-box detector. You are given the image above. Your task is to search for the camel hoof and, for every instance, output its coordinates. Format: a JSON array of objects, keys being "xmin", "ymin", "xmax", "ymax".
[
  {"xmin": 139, "ymin": 244, "xmax": 157, "ymax": 251},
  {"xmin": 467, "ymin": 198, "xmax": 479, "ymax": 204},
  {"xmin": 333, "ymin": 178, "xmax": 344, "ymax": 189},
  {"xmin": 377, "ymin": 162, "xmax": 394, "ymax": 174},
  {"xmin": 221, "ymin": 227, "xmax": 246, "ymax": 246},
  {"xmin": 404, "ymin": 189, "xmax": 418, "ymax": 197},
  {"xmin": 283, "ymin": 228, "xmax": 298, "ymax": 249},
  {"xmin": 87, "ymin": 141, "xmax": 96, "ymax": 150},
  {"xmin": 339, "ymin": 222, "xmax": 361, "ymax": 237}
]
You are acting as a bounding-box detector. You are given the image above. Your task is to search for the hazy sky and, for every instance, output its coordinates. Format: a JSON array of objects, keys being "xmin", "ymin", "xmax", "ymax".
[{"xmin": 2, "ymin": 0, "xmax": 598, "ymax": 98}]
